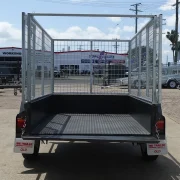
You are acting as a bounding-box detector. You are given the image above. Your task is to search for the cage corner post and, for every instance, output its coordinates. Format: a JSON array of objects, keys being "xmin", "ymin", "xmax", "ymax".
[
  {"xmin": 152, "ymin": 16, "xmax": 158, "ymax": 104},
  {"xmin": 27, "ymin": 13, "xmax": 32, "ymax": 102},
  {"xmin": 158, "ymin": 14, "xmax": 163, "ymax": 103},
  {"xmin": 22, "ymin": 12, "xmax": 26, "ymax": 103}
]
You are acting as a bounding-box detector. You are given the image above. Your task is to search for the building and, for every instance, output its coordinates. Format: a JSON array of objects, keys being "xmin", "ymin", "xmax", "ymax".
[
  {"xmin": 0, "ymin": 47, "xmax": 22, "ymax": 81},
  {"xmin": 54, "ymin": 50, "xmax": 128, "ymax": 74},
  {"xmin": 0, "ymin": 47, "xmax": 128, "ymax": 80}
]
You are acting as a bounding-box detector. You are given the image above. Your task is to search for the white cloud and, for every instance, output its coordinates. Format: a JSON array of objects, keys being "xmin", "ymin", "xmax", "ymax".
[
  {"xmin": 138, "ymin": 20, "xmax": 149, "ymax": 30},
  {"xmin": 107, "ymin": 17, "xmax": 121, "ymax": 23},
  {"xmin": 165, "ymin": 13, "xmax": 180, "ymax": 27},
  {"xmin": 47, "ymin": 26, "xmax": 121, "ymax": 39},
  {"xmin": 123, "ymin": 26, "xmax": 134, "ymax": 32},
  {"xmin": 159, "ymin": 0, "xmax": 175, "ymax": 11},
  {"xmin": 0, "ymin": 22, "xmax": 21, "ymax": 47},
  {"xmin": 164, "ymin": 50, "xmax": 171, "ymax": 54},
  {"xmin": 0, "ymin": 21, "xmax": 122, "ymax": 47}
]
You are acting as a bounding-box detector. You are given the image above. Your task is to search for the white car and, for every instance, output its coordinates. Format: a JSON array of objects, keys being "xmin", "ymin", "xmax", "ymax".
[{"xmin": 117, "ymin": 65, "xmax": 180, "ymax": 89}]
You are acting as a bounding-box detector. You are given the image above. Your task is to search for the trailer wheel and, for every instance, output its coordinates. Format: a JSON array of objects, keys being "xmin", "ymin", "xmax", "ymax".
[
  {"xmin": 22, "ymin": 140, "xmax": 40, "ymax": 160},
  {"xmin": 140, "ymin": 144, "xmax": 158, "ymax": 161},
  {"xmin": 168, "ymin": 80, "xmax": 177, "ymax": 89},
  {"xmin": 14, "ymin": 92, "xmax": 17, "ymax": 96},
  {"xmin": 134, "ymin": 80, "xmax": 144, "ymax": 89},
  {"xmin": 133, "ymin": 80, "xmax": 139, "ymax": 89}
]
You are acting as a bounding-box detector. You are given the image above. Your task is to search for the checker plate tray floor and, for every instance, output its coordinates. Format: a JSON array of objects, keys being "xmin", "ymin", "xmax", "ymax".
[{"xmin": 32, "ymin": 114, "xmax": 150, "ymax": 135}]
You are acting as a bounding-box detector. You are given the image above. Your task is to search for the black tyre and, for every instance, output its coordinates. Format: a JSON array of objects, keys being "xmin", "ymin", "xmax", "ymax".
[
  {"xmin": 22, "ymin": 140, "xmax": 40, "ymax": 160},
  {"xmin": 140, "ymin": 144, "xmax": 158, "ymax": 161},
  {"xmin": 168, "ymin": 80, "xmax": 177, "ymax": 89},
  {"xmin": 133, "ymin": 80, "xmax": 144, "ymax": 89},
  {"xmin": 133, "ymin": 80, "xmax": 139, "ymax": 89},
  {"xmin": 14, "ymin": 92, "xmax": 17, "ymax": 96}
]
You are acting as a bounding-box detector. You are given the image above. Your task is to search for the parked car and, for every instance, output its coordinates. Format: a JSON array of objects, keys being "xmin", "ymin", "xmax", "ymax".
[
  {"xmin": 117, "ymin": 65, "xmax": 180, "ymax": 89},
  {"xmin": 161, "ymin": 65, "xmax": 180, "ymax": 88}
]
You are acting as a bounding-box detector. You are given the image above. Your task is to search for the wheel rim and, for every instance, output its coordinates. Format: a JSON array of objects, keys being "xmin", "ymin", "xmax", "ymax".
[{"xmin": 170, "ymin": 81, "xmax": 176, "ymax": 88}]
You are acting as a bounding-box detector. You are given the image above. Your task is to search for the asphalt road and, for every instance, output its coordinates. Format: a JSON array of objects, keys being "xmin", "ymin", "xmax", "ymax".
[{"xmin": 0, "ymin": 89, "xmax": 180, "ymax": 180}]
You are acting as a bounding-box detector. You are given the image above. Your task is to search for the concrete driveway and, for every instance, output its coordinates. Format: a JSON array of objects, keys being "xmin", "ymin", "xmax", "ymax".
[{"xmin": 0, "ymin": 89, "xmax": 179, "ymax": 180}]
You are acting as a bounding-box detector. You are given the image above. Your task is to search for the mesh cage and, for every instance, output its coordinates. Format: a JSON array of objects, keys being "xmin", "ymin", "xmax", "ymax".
[
  {"xmin": 129, "ymin": 17, "xmax": 162, "ymax": 103},
  {"xmin": 22, "ymin": 13, "xmax": 162, "ymax": 103},
  {"xmin": 22, "ymin": 14, "xmax": 53, "ymax": 101}
]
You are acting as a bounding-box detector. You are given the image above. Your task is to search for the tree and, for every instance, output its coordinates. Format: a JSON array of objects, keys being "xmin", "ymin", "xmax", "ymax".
[{"xmin": 166, "ymin": 30, "xmax": 178, "ymax": 62}]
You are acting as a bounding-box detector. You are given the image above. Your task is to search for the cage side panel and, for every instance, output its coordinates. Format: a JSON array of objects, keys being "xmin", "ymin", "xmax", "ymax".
[
  {"xmin": 129, "ymin": 18, "xmax": 160, "ymax": 103},
  {"xmin": 26, "ymin": 16, "xmax": 53, "ymax": 101}
]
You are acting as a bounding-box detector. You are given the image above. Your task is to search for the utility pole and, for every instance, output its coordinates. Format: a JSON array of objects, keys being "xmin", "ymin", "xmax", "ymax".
[
  {"xmin": 114, "ymin": 39, "xmax": 119, "ymax": 53},
  {"xmin": 173, "ymin": 0, "xmax": 180, "ymax": 63},
  {"xmin": 166, "ymin": 54, "xmax": 168, "ymax": 66},
  {"xmin": 130, "ymin": 3, "xmax": 143, "ymax": 34},
  {"xmin": 112, "ymin": 38, "xmax": 119, "ymax": 53}
]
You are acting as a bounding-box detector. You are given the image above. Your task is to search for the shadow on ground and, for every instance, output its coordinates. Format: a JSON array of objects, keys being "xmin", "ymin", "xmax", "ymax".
[{"xmin": 22, "ymin": 142, "xmax": 180, "ymax": 180}]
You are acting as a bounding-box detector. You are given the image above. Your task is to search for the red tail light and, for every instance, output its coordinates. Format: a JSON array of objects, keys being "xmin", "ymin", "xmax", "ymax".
[
  {"xmin": 17, "ymin": 118, "xmax": 26, "ymax": 128},
  {"xmin": 156, "ymin": 120, "xmax": 165, "ymax": 130}
]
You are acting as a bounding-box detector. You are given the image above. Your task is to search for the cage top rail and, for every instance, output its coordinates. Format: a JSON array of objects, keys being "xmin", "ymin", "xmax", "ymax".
[
  {"xmin": 53, "ymin": 39, "xmax": 130, "ymax": 42},
  {"xmin": 28, "ymin": 13, "xmax": 156, "ymax": 18}
]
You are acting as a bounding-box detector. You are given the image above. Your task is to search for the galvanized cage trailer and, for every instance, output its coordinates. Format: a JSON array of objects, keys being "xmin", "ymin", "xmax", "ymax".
[{"xmin": 14, "ymin": 13, "xmax": 167, "ymax": 161}]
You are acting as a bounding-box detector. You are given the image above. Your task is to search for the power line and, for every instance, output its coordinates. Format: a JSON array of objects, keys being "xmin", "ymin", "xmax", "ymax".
[
  {"xmin": 129, "ymin": 3, "xmax": 143, "ymax": 34},
  {"xmin": 37, "ymin": 0, "xmax": 167, "ymax": 8}
]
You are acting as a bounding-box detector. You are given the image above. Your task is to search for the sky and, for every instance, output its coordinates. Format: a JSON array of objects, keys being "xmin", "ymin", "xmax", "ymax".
[{"xmin": 0, "ymin": 0, "xmax": 179, "ymax": 63}]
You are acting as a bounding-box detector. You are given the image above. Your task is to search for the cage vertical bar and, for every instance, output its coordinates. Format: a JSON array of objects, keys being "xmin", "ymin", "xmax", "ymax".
[
  {"xmin": 128, "ymin": 42, "xmax": 132, "ymax": 94},
  {"xmin": 41, "ymin": 31, "xmax": 45, "ymax": 96},
  {"xmin": 138, "ymin": 33, "xmax": 142, "ymax": 97},
  {"xmin": 135, "ymin": 36, "xmax": 138, "ymax": 95},
  {"xmin": 146, "ymin": 26, "xmax": 150, "ymax": 97},
  {"xmin": 90, "ymin": 41, "xmax": 93, "ymax": 94},
  {"xmin": 22, "ymin": 12, "xmax": 26, "ymax": 103},
  {"xmin": 27, "ymin": 14, "xmax": 32, "ymax": 101},
  {"xmin": 152, "ymin": 16, "xmax": 157, "ymax": 104},
  {"xmin": 158, "ymin": 14, "xmax": 162, "ymax": 103},
  {"xmin": 32, "ymin": 24, "xmax": 36, "ymax": 98},
  {"xmin": 51, "ymin": 40, "xmax": 54, "ymax": 93}
]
